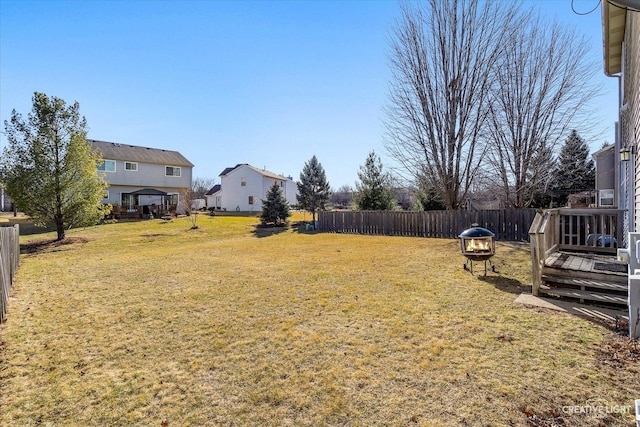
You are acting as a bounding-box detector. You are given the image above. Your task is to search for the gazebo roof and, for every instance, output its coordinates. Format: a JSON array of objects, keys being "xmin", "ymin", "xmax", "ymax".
[{"xmin": 129, "ymin": 188, "xmax": 168, "ymax": 196}]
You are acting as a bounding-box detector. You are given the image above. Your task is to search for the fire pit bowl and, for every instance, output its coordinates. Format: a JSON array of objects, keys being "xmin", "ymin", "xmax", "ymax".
[{"xmin": 459, "ymin": 226, "xmax": 496, "ymax": 274}]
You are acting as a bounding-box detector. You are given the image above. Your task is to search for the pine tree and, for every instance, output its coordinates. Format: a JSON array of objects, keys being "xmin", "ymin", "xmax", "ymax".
[
  {"xmin": 297, "ymin": 155, "xmax": 330, "ymax": 227},
  {"xmin": 1, "ymin": 92, "xmax": 109, "ymax": 240},
  {"xmin": 355, "ymin": 151, "xmax": 396, "ymax": 210},
  {"xmin": 552, "ymin": 130, "xmax": 595, "ymax": 206},
  {"xmin": 260, "ymin": 182, "xmax": 291, "ymax": 226},
  {"xmin": 415, "ymin": 186, "xmax": 446, "ymax": 211}
]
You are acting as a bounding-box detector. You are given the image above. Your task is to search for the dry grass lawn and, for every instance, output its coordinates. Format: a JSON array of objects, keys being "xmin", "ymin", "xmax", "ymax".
[{"xmin": 0, "ymin": 214, "xmax": 638, "ymax": 426}]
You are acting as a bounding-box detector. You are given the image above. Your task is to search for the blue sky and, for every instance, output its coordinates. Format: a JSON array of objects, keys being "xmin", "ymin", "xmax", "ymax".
[{"xmin": 0, "ymin": 0, "xmax": 619, "ymax": 189}]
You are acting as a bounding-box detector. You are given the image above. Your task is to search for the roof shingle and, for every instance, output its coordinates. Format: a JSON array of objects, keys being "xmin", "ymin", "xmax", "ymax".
[{"xmin": 89, "ymin": 139, "xmax": 194, "ymax": 167}]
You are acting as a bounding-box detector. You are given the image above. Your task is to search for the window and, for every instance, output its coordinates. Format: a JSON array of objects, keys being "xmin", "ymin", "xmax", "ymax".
[
  {"xmin": 121, "ymin": 193, "xmax": 137, "ymax": 209},
  {"xmin": 599, "ymin": 189, "xmax": 615, "ymax": 207},
  {"xmin": 280, "ymin": 181, "xmax": 284, "ymax": 188},
  {"xmin": 166, "ymin": 193, "xmax": 179, "ymax": 206},
  {"xmin": 166, "ymin": 166, "xmax": 181, "ymax": 177},
  {"xmin": 248, "ymin": 196, "xmax": 255, "ymax": 205},
  {"xmin": 98, "ymin": 160, "xmax": 116, "ymax": 172},
  {"xmin": 125, "ymin": 162, "xmax": 138, "ymax": 171},
  {"xmin": 241, "ymin": 177, "xmax": 247, "ymax": 186}
]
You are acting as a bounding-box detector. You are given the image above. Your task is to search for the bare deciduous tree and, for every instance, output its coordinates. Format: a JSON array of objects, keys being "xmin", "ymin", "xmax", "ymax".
[
  {"xmin": 180, "ymin": 188, "xmax": 199, "ymax": 229},
  {"xmin": 486, "ymin": 13, "xmax": 598, "ymax": 207},
  {"xmin": 192, "ymin": 177, "xmax": 216, "ymax": 199},
  {"xmin": 384, "ymin": 0, "xmax": 516, "ymax": 209},
  {"xmin": 330, "ymin": 185, "xmax": 353, "ymax": 209}
]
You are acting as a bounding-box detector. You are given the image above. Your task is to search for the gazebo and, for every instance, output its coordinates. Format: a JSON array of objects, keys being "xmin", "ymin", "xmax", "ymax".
[{"xmin": 125, "ymin": 188, "xmax": 170, "ymax": 219}]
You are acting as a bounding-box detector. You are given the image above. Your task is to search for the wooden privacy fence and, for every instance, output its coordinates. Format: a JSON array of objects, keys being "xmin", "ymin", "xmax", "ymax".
[
  {"xmin": 318, "ymin": 209, "xmax": 537, "ymax": 242},
  {"xmin": 1, "ymin": 224, "xmax": 20, "ymax": 324}
]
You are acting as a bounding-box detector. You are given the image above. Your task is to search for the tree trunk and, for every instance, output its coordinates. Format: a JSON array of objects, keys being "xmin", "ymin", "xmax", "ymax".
[{"xmin": 55, "ymin": 215, "xmax": 65, "ymax": 241}]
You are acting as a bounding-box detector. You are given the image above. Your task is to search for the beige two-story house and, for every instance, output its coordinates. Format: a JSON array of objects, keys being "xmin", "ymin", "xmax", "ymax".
[{"xmin": 90, "ymin": 139, "xmax": 194, "ymax": 217}]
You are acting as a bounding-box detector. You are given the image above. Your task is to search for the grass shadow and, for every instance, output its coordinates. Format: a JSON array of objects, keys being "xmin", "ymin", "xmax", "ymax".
[
  {"xmin": 289, "ymin": 222, "xmax": 319, "ymax": 235},
  {"xmin": 477, "ymin": 274, "xmax": 532, "ymax": 295},
  {"xmin": 252, "ymin": 224, "xmax": 290, "ymax": 238},
  {"xmin": 21, "ymin": 236, "xmax": 89, "ymax": 255}
]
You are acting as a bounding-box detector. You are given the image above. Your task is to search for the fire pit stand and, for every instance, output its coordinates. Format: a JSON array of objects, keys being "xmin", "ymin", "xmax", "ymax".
[{"xmin": 458, "ymin": 225, "xmax": 496, "ymax": 275}]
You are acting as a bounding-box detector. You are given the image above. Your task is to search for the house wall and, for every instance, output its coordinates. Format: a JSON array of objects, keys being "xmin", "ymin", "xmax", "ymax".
[
  {"xmin": 220, "ymin": 167, "xmax": 265, "ymax": 212},
  {"xmin": 205, "ymin": 193, "xmax": 222, "ymax": 209},
  {"xmin": 594, "ymin": 146, "xmax": 616, "ymax": 208},
  {"xmin": 625, "ymin": 13, "xmax": 640, "ymax": 232},
  {"xmin": 260, "ymin": 177, "xmax": 298, "ymax": 208},
  {"xmin": 99, "ymin": 160, "xmax": 192, "ymax": 190},
  {"xmin": 283, "ymin": 179, "xmax": 298, "ymax": 207},
  {"xmin": 595, "ymin": 147, "xmax": 615, "ymax": 191},
  {"xmin": 99, "ymin": 159, "xmax": 192, "ymax": 209}
]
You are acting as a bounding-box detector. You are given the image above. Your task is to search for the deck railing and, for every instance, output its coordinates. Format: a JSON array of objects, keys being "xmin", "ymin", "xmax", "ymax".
[
  {"xmin": 110, "ymin": 204, "xmax": 175, "ymax": 219},
  {"xmin": 528, "ymin": 208, "xmax": 624, "ymax": 295}
]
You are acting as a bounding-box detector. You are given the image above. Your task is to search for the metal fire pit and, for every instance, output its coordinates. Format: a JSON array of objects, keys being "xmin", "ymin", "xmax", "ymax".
[{"xmin": 459, "ymin": 225, "xmax": 496, "ymax": 275}]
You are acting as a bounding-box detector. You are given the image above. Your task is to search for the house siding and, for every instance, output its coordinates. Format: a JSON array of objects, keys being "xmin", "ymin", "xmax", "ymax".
[
  {"xmin": 594, "ymin": 145, "xmax": 616, "ymax": 195},
  {"xmin": 625, "ymin": 13, "xmax": 640, "ymax": 233},
  {"xmin": 99, "ymin": 161, "xmax": 192, "ymax": 191},
  {"xmin": 222, "ymin": 167, "xmax": 265, "ymax": 212}
]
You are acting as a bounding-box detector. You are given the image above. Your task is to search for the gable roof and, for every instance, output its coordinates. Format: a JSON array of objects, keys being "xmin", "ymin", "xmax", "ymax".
[
  {"xmin": 593, "ymin": 144, "xmax": 615, "ymax": 159},
  {"xmin": 205, "ymin": 184, "xmax": 221, "ymax": 196},
  {"xmin": 218, "ymin": 163, "xmax": 291, "ymax": 181},
  {"xmin": 219, "ymin": 164, "xmax": 247, "ymax": 176},
  {"xmin": 89, "ymin": 139, "xmax": 194, "ymax": 167}
]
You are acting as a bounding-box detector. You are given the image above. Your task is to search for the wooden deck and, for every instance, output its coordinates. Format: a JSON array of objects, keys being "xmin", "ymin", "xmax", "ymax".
[
  {"xmin": 529, "ymin": 209, "xmax": 633, "ymax": 332},
  {"xmin": 540, "ymin": 251, "xmax": 628, "ymax": 307},
  {"xmin": 545, "ymin": 252, "xmax": 627, "ymax": 276}
]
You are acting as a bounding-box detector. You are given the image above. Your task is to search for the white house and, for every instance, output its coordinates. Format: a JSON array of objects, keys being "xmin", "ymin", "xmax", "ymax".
[{"xmin": 206, "ymin": 164, "xmax": 297, "ymax": 212}]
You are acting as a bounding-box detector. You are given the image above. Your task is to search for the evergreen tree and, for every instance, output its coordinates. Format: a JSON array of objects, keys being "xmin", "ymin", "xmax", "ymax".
[
  {"xmin": 260, "ymin": 182, "xmax": 291, "ymax": 226},
  {"xmin": 414, "ymin": 172, "xmax": 447, "ymax": 211},
  {"xmin": 551, "ymin": 130, "xmax": 595, "ymax": 206},
  {"xmin": 297, "ymin": 155, "xmax": 330, "ymax": 227},
  {"xmin": 1, "ymin": 92, "xmax": 109, "ymax": 240},
  {"xmin": 354, "ymin": 151, "xmax": 396, "ymax": 210},
  {"xmin": 415, "ymin": 186, "xmax": 447, "ymax": 211}
]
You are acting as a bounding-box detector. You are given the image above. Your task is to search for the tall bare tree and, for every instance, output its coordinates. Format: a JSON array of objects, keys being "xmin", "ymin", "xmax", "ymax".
[
  {"xmin": 384, "ymin": 0, "xmax": 516, "ymax": 209},
  {"xmin": 486, "ymin": 13, "xmax": 598, "ymax": 207}
]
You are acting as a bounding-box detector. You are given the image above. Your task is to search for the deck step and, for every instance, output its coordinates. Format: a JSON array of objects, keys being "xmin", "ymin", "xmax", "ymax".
[
  {"xmin": 541, "ymin": 266, "xmax": 627, "ymax": 284},
  {"xmin": 539, "ymin": 286, "xmax": 628, "ymax": 306},
  {"xmin": 542, "ymin": 275, "xmax": 628, "ymax": 293}
]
